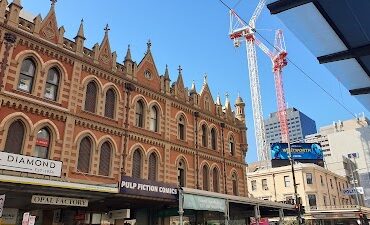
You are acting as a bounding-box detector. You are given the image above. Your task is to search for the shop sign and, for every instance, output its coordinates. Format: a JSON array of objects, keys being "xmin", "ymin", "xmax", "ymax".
[
  {"xmin": 31, "ymin": 195, "xmax": 88, "ymax": 207},
  {"xmin": 183, "ymin": 194, "xmax": 226, "ymax": 212},
  {"xmin": 0, "ymin": 152, "xmax": 62, "ymax": 177},
  {"xmin": 343, "ymin": 187, "xmax": 364, "ymax": 195},
  {"xmin": 2, "ymin": 208, "xmax": 18, "ymax": 225},
  {"xmin": 120, "ymin": 176, "xmax": 178, "ymax": 200}
]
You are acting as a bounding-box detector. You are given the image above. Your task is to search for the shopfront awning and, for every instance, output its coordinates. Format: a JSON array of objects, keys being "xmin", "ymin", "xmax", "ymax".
[{"xmin": 266, "ymin": 0, "xmax": 370, "ymax": 111}]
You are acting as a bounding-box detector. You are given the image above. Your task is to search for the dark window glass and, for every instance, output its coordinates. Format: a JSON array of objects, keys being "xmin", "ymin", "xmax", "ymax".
[
  {"xmin": 77, "ymin": 137, "xmax": 92, "ymax": 173},
  {"xmin": 34, "ymin": 128, "xmax": 50, "ymax": 158},
  {"xmin": 229, "ymin": 136, "xmax": 235, "ymax": 156},
  {"xmin": 201, "ymin": 124, "xmax": 208, "ymax": 147},
  {"xmin": 18, "ymin": 58, "xmax": 36, "ymax": 93},
  {"xmin": 308, "ymin": 194, "xmax": 317, "ymax": 208},
  {"xmin": 132, "ymin": 149, "xmax": 142, "ymax": 178},
  {"xmin": 4, "ymin": 120, "xmax": 25, "ymax": 154},
  {"xmin": 135, "ymin": 101, "xmax": 144, "ymax": 127},
  {"xmin": 178, "ymin": 116, "xmax": 185, "ymax": 140},
  {"xmin": 213, "ymin": 168, "xmax": 219, "ymax": 192},
  {"xmin": 211, "ymin": 128, "xmax": 217, "ymax": 150},
  {"xmin": 99, "ymin": 142, "xmax": 112, "ymax": 176},
  {"xmin": 306, "ymin": 173, "xmax": 313, "ymax": 184},
  {"xmin": 104, "ymin": 89, "xmax": 116, "ymax": 119},
  {"xmin": 148, "ymin": 153, "xmax": 157, "ymax": 181},
  {"xmin": 85, "ymin": 81, "xmax": 98, "ymax": 113},
  {"xmin": 44, "ymin": 68, "xmax": 59, "ymax": 101},
  {"xmin": 232, "ymin": 173, "xmax": 238, "ymax": 195},
  {"xmin": 149, "ymin": 106, "xmax": 158, "ymax": 132},
  {"xmin": 202, "ymin": 165, "xmax": 209, "ymax": 191},
  {"xmin": 178, "ymin": 160, "xmax": 186, "ymax": 187}
]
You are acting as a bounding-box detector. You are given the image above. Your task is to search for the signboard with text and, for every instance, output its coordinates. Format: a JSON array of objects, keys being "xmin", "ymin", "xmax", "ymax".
[
  {"xmin": 183, "ymin": 194, "xmax": 226, "ymax": 212},
  {"xmin": 342, "ymin": 187, "xmax": 364, "ymax": 196},
  {"xmin": 120, "ymin": 176, "xmax": 177, "ymax": 200},
  {"xmin": 31, "ymin": 195, "xmax": 88, "ymax": 207},
  {"xmin": 0, "ymin": 152, "xmax": 62, "ymax": 177}
]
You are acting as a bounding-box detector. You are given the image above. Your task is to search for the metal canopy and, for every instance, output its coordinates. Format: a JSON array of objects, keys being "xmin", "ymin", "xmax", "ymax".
[{"xmin": 266, "ymin": 0, "xmax": 370, "ymax": 110}]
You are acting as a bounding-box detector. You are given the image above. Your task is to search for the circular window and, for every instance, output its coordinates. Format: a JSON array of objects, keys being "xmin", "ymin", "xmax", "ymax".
[{"xmin": 144, "ymin": 70, "xmax": 152, "ymax": 79}]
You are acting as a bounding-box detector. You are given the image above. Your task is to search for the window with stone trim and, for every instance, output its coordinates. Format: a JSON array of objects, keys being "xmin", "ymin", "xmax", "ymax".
[
  {"xmin": 84, "ymin": 81, "xmax": 98, "ymax": 113},
  {"xmin": 211, "ymin": 128, "xmax": 217, "ymax": 150},
  {"xmin": 229, "ymin": 136, "xmax": 235, "ymax": 156},
  {"xmin": 34, "ymin": 127, "xmax": 50, "ymax": 159},
  {"xmin": 135, "ymin": 100, "xmax": 144, "ymax": 128},
  {"xmin": 4, "ymin": 120, "xmax": 25, "ymax": 154},
  {"xmin": 232, "ymin": 172, "xmax": 238, "ymax": 195},
  {"xmin": 213, "ymin": 167, "xmax": 219, "ymax": 192},
  {"xmin": 178, "ymin": 115, "xmax": 186, "ymax": 140},
  {"xmin": 44, "ymin": 67, "xmax": 60, "ymax": 101},
  {"xmin": 201, "ymin": 124, "xmax": 208, "ymax": 147},
  {"xmin": 104, "ymin": 88, "xmax": 116, "ymax": 119},
  {"xmin": 132, "ymin": 149, "xmax": 142, "ymax": 178},
  {"xmin": 99, "ymin": 141, "xmax": 112, "ymax": 176},
  {"xmin": 148, "ymin": 153, "xmax": 157, "ymax": 181},
  {"xmin": 178, "ymin": 159, "xmax": 186, "ymax": 187},
  {"xmin": 77, "ymin": 136, "xmax": 92, "ymax": 173},
  {"xmin": 149, "ymin": 106, "xmax": 159, "ymax": 132},
  {"xmin": 18, "ymin": 58, "xmax": 36, "ymax": 93},
  {"xmin": 202, "ymin": 165, "xmax": 209, "ymax": 191}
]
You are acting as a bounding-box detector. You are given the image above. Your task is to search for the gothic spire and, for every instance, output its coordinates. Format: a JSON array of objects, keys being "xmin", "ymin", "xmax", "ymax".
[
  {"xmin": 190, "ymin": 80, "xmax": 197, "ymax": 94},
  {"xmin": 125, "ymin": 44, "xmax": 132, "ymax": 61},
  {"xmin": 216, "ymin": 93, "xmax": 222, "ymax": 105},
  {"xmin": 164, "ymin": 64, "xmax": 170, "ymax": 79},
  {"xmin": 75, "ymin": 18, "xmax": 85, "ymax": 40}
]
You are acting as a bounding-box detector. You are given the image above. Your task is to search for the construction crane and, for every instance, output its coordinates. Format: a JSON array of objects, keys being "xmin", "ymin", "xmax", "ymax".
[
  {"xmin": 255, "ymin": 30, "xmax": 289, "ymax": 143},
  {"xmin": 229, "ymin": 0, "xmax": 268, "ymax": 161}
]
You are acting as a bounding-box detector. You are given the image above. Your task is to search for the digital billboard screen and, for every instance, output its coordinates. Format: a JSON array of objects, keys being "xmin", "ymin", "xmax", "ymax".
[{"xmin": 270, "ymin": 143, "xmax": 323, "ymax": 160}]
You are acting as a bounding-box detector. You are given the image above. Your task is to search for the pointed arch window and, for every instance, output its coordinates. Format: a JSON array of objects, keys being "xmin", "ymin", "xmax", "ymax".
[
  {"xmin": 232, "ymin": 172, "xmax": 238, "ymax": 195},
  {"xmin": 99, "ymin": 141, "xmax": 112, "ymax": 176},
  {"xmin": 202, "ymin": 165, "xmax": 209, "ymax": 191},
  {"xmin": 132, "ymin": 149, "xmax": 142, "ymax": 178},
  {"xmin": 135, "ymin": 100, "xmax": 144, "ymax": 128},
  {"xmin": 229, "ymin": 136, "xmax": 235, "ymax": 156},
  {"xmin": 77, "ymin": 136, "xmax": 92, "ymax": 173},
  {"xmin": 18, "ymin": 58, "xmax": 36, "ymax": 93},
  {"xmin": 178, "ymin": 159, "xmax": 186, "ymax": 187},
  {"xmin": 44, "ymin": 67, "xmax": 60, "ymax": 101},
  {"xmin": 149, "ymin": 106, "xmax": 159, "ymax": 132},
  {"xmin": 4, "ymin": 120, "xmax": 25, "ymax": 154},
  {"xmin": 213, "ymin": 167, "xmax": 219, "ymax": 192},
  {"xmin": 85, "ymin": 81, "xmax": 98, "ymax": 113},
  {"xmin": 201, "ymin": 124, "xmax": 208, "ymax": 147},
  {"xmin": 148, "ymin": 153, "xmax": 157, "ymax": 181},
  {"xmin": 211, "ymin": 128, "xmax": 217, "ymax": 150},
  {"xmin": 34, "ymin": 128, "xmax": 50, "ymax": 159},
  {"xmin": 178, "ymin": 115, "xmax": 186, "ymax": 140},
  {"xmin": 104, "ymin": 88, "xmax": 116, "ymax": 119}
]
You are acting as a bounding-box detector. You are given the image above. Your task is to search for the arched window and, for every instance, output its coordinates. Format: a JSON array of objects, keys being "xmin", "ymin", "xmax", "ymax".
[
  {"xmin": 104, "ymin": 88, "xmax": 116, "ymax": 119},
  {"xmin": 34, "ymin": 128, "xmax": 50, "ymax": 159},
  {"xmin": 149, "ymin": 106, "xmax": 158, "ymax": 132},
  {"xmin": 211, "ymin": 128, "xmax": 217, "ymax": 150},
  {"xmin": 4, "ymin": 120, "xmax": 25, "ymax": 154},
  {"xmin": 132, "ymin": 149, "xmax": 142, "ymax": 178},
  {"xmin": 135, "ymin": 100, "xmax": 144, "ymax": 128},
  {"xmin": 84, "ymin": 81, "xmax": 98, "ymax": 113},
  {"xmin": 77, "ymin": 136, "xmax": 92, "ymax": 173},
  {"xmin": 178, "ymin": 115, "xmax": 186, "ymax": 140},
  {"xmin": 213, "ymin": 167, "xmax": 219, "ymax": 192},
  {"xmin": 44, "ymin": 67, "xmax": 60, "ymax": 101},
  {"xmin": 232, "ymin": 172, "xmax": 238, "ymax": 195},
  {"xmin": 202, "ymin": 165, "xmax": 209, "ymax": 191},
  {"xmin": 148, "ymin": 153, "xmax": 157, "ymax": 181},
  {"xmin": 229, "ymin": 136, "xmax": 235, "ymax": 156},
  {"xmin": 201, "ymin": 124, "xmax": 208, "ymax": 147},
  {"xmin": 178, "ymin": 159, "xmax": 186, "ymax": 187},
  {"xmin": 99, "ymin": 141, "xmax": 112, "ymax": 176},
  {"xmin": 18, "ymin": 58, "xmax": 36, "ymax": 93}
]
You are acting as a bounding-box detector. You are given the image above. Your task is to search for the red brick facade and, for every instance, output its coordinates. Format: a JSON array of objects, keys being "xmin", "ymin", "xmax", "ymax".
[{"xmin": 0, "ymin": 1, "xmax": 248, "ymax": 196}]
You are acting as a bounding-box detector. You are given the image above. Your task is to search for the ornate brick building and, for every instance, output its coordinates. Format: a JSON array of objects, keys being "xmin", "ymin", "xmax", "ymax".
[{"xmin": 0, "ymin": 0, "xmax": 248, "ymax": 198}]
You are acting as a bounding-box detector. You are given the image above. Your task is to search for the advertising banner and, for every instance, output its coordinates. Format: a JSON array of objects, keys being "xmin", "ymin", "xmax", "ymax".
[
  {"xmin": 120, "ymin": 176, "xmax": 177, "ymax": 200},
  {"xmin": 0, "ymin": 152, "xmax": 62, "ymax": 177},
  {"xmin": 342, "ymin": 187, "xmax": 364, "ymax": 196},
  {"xmin": 271, "ymin": 143, "xmax": 323, "ymax": 160},
  {"xmin": 183, "ymin": 194, "xmax": 226, "ymax": 212}
]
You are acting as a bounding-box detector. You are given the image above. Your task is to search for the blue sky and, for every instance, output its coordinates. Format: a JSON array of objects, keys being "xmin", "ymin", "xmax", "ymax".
[{"xmin": 22, "ymin": 0, "xmax": 368, "ymax": 163}]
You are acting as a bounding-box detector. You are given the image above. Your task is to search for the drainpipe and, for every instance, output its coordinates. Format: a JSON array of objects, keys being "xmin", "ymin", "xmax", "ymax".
[
  {"xmin": 221, "ymin": 122, "xmax": 227, "ymax": 194},
  {"xmin": 121, "ymin": 82, "xmax": 135, "ymax": 176},
  {"xmin": 194, "ymin": 111, "xmax": 200, "ymax": 189}
]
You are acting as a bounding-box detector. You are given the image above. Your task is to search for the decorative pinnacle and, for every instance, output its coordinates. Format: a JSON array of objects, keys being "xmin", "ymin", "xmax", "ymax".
[
  {"xmin": 147, "ymin": 39, "xmax": 152, "ymax": 51},
  {"xmin": 51, "ymin": 0, "xmax": 57, "ymax": 8},
  {"xmin": 125, "ymin": 44, "xmax": 132, "ymax": 61},
  {"xmin": 177, "ymin": 65, "xmax": 182, "ymax": 75},
  {"xmin": 104, "ymin": 24, "xmax": 110, "ymax": 34},
  {"xmin": 216, "ymin": 93, "xmax": 222, "ymax": 105},
  {"xmin": 203, "ymin": 73, "xmax": 208, "ymax": 85}
]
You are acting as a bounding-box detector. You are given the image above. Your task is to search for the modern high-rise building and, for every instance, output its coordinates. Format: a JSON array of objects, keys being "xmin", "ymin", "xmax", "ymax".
[
  {"xmin": 305, "ymin": 115, "xmax": 370, "ymax": 207},
  {"xmin": 264, "ymin": 108, "xmax": 317, "ymax": 153}
]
